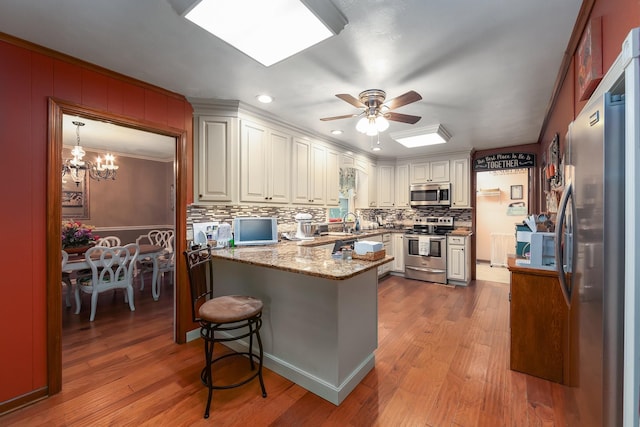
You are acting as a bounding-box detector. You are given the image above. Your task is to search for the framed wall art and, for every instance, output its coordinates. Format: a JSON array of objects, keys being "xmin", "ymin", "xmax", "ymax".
[
  {"xmin": 577, "ymin": 17, "xmax": 603, "ymax": 101},
  {"xmin": 62, "ymin": 172, "xmax": 90, "ymax": 220},
  {"xmin": 510, "ymin": 185, "xmax": 523, "ymax": 200}
]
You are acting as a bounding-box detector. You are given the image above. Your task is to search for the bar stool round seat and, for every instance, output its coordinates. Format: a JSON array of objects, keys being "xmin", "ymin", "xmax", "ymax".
[
  {"xmin": 184, "ymin": 248, "xmax": 267, "ymax": 419},
  {"xmin": 199, "ymin": 295, "xmax": 263, "ymax": 323}
]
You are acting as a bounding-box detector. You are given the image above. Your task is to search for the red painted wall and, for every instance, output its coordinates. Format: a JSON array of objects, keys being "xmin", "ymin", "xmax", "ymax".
[
  {"xmin": 0, "ymin": 36, "xmax": 193, "ymax": 405},
  {"xmin": 540, "ymin": 0, "xmax": 640, "ymax": 152}
]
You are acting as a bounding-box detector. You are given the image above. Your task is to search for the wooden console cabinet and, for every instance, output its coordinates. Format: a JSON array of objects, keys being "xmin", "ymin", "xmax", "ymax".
[{"xmin": 507, "ymin": 256, "xmax": 570, "ymax": 384}]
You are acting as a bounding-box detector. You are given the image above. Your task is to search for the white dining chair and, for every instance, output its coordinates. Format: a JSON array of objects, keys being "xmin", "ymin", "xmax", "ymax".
[
  {"xmin": 137, "ymin": 230, "xmax": 174, "ymax": 295},
  {"xmin": 96, "ymin": 236, "xmax": 121, "ymax": 247},
  {"xmin": 74, "ymin": 243, "xmax": 140, "ymax": 321},
  {"xmin": 61, "ymin": 250, "xmax": 73, "ymax": 308}
]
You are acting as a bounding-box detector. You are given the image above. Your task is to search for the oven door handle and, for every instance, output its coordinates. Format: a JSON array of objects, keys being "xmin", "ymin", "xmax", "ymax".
[{"xmin": 405, "ymin": 266, "xmax": 446, "ymax": 274}]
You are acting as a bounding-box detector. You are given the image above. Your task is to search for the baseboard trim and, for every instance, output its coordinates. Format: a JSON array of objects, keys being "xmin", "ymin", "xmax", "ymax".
[
  {"xmin": 221, "ymin": 335, "xmax": 375, "ymax": 405},
  {"xmin": 0, "ymin": 386, "xmax": 48, "ymax": 416}
]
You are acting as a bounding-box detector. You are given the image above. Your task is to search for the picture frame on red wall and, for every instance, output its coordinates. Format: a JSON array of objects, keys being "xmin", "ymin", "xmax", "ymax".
[{"xmin": 577, "ymin": 16, "xmax": 603, "ymax": 101}]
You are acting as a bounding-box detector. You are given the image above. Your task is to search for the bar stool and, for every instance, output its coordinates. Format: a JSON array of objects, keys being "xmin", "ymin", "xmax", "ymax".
[{"xmin": 184, "ymin": 247, "xmax": 267, "ymax": 419}]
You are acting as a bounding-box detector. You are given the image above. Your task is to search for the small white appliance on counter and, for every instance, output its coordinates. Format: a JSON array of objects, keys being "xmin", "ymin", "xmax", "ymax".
[{"xmin": 529, "ymin": 232, "xmax": 555, "ymax": 268}]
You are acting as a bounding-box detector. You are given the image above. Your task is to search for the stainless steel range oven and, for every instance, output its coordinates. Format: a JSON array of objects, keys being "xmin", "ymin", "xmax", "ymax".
[{"xmin": 404, "ymin": 217, "xmax": 453, "ymax": 284}]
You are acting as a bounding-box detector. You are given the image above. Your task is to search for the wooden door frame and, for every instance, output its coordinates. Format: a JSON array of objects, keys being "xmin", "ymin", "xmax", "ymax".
[{"xmin": 47, "ymin": 98, "xmax": 188, "ymax": 394}]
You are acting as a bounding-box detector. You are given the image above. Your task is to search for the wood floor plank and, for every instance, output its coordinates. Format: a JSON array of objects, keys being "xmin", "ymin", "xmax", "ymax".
[{"xmin": 1, "ymin": 275, "xmax": 574, "ymax": 426}]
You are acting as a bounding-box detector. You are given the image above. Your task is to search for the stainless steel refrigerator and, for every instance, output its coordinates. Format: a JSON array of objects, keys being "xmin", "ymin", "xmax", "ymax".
[{"xmin": 555, "ymin": 92, "xmax": 625, "ymax": 426}]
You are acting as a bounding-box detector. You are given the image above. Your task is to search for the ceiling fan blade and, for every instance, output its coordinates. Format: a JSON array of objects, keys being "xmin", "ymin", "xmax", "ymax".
[
  {"xmin": 383, "ymin": 90, "xmax": 422, "ymax": 110},
  {"xmin": 320, "ymin": 113, "xmax": 359, "ymax": 122},
  {"xmin": 336, "ymin": 93, "xmax": 366, "ymax": 109},
  {"xmin": 384, "ymin": 112, "xmax": 422, "ymax": 124}
]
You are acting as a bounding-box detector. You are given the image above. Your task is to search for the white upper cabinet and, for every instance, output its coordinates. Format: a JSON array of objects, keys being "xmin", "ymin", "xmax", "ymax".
[
  {"xmin": 240, "ymin": 120, "xmax": 290, "ymax": 203},
  {"xmin": 450, "ymin": 157, "xmax": 470, "ymax": 208},
  {"xmin": 395, "ymin": 164, "xmax": 410, "ymax": 208},
  {"xmin": 194, "ymin": 115, "xmax": 236, "ymax": 202},
  {"xmin": 325, "ymin": 148, "xmax": 340, "ymax": 206},
  {"xmin": 377, "ymin": 164, "xmax": 395, "ymax": 207},
  {"xmin": 410, "ymin": 160, "xmax": 450, "ymax": 183},
  {"xmin": 292, "ymin": 138, "xmax": 326, "ymax": 205},
  {"xmin": 368, "ymin": 162, "xmax": 377, "ymax": 207}
]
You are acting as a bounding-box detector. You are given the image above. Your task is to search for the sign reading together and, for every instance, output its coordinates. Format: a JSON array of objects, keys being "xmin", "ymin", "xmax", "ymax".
[{"xmin": 473, "ymin": 153, "xmax": 536, "ymax": 171}]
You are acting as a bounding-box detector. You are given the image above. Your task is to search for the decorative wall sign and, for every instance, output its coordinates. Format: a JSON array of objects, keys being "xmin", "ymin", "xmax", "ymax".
[
  {"xmin": 547, "ymin": 133, "xmax": 562, "ymax": 188},
  {"xmin": 473, "ymin": 152, "xmax": 536, "ymax": 171},
  {"xmin": 577, "ymin": 17, "xmax": 603, "ymax": 101}
]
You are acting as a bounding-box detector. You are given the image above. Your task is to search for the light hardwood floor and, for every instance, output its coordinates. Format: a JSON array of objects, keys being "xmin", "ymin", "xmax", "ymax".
[{"xmin": 1, "ymin": 274, "xmax": 572, "ymax": 426}]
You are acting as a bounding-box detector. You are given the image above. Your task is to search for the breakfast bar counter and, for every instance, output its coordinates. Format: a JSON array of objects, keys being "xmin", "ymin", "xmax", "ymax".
[
  {"xmin": 204, "ymin": 242, "xmax": 393, "ymax": 405},
  {"xmin": 208, "ymin": 240, "xmax": 393, "ymax": 279}
]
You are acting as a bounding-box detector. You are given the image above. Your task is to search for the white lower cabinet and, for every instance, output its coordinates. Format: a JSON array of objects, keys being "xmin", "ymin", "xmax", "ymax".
[
  {"xmin": 367, "ymin": 234, "xmax": 391, "ymax": 277},
  {"xmin": 447, "ymin": 235, "xmax": 470, "ymax": 285},
  {"xmin": 382, "ymin": 234, "xmax": 392, "ymax": 275},
  {"xmin": 391, "ymin": 233, "xmax": 405, "ymax": 273}
]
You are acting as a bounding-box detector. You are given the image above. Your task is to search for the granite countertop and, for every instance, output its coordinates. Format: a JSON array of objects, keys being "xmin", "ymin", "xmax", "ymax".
[
  {"xmin": 448, "ymin": 229, "xmax": 473, "ymax": 236},
  {"xmin": 209, "ymin": 240, "xmax": 394, "ymax": 280},
  {"xmin": 296, "ymin": 229, "xmax": 407, "ymax": 248}
]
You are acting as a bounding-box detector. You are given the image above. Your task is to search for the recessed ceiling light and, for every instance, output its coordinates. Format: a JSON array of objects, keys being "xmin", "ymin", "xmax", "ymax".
[
  {"xmin": 184, "ymin": 0, "xmax": 347, "ymax": 67},
  {"xmin": 331, "ymin": 130, "xmax": 343, "ymax": 135},
  {"xmin": 391, "ymin": 124, "xmax": 451, "ymax": 148},
  {"xmin": 256, "ymin": 94, "xmax": 273, "ymax": 104},
  {"xmin": 372, "ymin": 146, "xmax": 381, "ymax": 152}
]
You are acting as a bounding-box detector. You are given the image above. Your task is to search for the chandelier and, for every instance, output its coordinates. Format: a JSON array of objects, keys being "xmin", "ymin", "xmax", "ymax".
[{"xmin": 62, "ymin": 121, "xmax": 119, "ymax": 185}]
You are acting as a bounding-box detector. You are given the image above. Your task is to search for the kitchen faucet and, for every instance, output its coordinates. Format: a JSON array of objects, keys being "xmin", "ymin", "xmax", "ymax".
[{"xmin": 342, "ymin": 212, "xmax": 357, "ymax": 233}]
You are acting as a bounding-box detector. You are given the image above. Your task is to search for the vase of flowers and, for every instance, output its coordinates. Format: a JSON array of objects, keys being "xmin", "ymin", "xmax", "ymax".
[{"xmin": 62, "ymin": 220, "xmax": 98, "ymax": 254}]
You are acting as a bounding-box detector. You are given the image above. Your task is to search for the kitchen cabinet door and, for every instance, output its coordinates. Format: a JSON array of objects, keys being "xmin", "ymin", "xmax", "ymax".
[
  {"xmin": 292, "ymin": 138, "xmax": 325, "ymax": 205},
  {"xmin": 430, "ymin": 160, "xmax": 450, "ymax": 182},
  {"xmin": 377, "ymin": 164, "xmax": 395, "ymax": 207},
  {"xmin": 410, "ymin": 160, "xmax": 450, "ymax": 183},
  {"xmin": 451, "ymin": 157, "xmax": 470, "ymax": 208},
  {"xmin": 447, "ymin": 235, "xmax": 470, "ymax": 284},
  {"xmin": 195, "ymin": 115, "xmax": 235, "ymax": 202},
  {"xmin": 326, "ymin": 148, "xmax": 340, "ymax": 206},
  {"xmin": 395, "ymin": 164, "xmax": 409, "ymax": 208},
  {"xmin": 447, "ymin": 244, "xmax": 466, "ymax": 281},
  {"xmin": 392, "ymin": 233, "xmax": 405, "ymax": 272},
  {"xmin": 508, "ymin": 257, "xmax": 570, "ymax": 384},
  {"xmin": 368, "ymin": 163, "xmax": 377, "ymax": 207},
  {"xmin": 240, "ymin": 120, "xmax": 291, "ymax": 203}
]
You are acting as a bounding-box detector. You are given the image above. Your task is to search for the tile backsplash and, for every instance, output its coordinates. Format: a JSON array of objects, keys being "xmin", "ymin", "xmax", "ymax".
[{"xmin": 187, "ymin": 204, "xmax": 472, "ymax": 234}]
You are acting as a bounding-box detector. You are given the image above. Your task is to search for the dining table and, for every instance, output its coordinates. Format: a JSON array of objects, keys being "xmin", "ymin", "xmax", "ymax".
[{"xmin": 63, "ymin": 244, "xmax": 165, "ymax": 300}]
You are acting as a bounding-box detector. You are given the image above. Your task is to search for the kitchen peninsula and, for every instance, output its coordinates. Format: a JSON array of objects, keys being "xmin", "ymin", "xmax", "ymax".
[{"xmin": 204, "ymin": 240, "xmax": 393, "ymax": 405}]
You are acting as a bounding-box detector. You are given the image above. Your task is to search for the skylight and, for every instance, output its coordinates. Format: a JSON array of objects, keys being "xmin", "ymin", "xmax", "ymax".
[
  {"xmin": 185, "ymin": 0, "xmax": 346, "ymax": 66},
  {"xmin": 391, "ymin": 125, "xmax": 452, "ymax": 148}
]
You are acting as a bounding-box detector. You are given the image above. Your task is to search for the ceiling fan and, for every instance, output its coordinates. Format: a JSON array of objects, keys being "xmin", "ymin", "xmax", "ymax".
[{"xmin": 320, "ymin": 89, "xmax": 422, "ymax": 135}]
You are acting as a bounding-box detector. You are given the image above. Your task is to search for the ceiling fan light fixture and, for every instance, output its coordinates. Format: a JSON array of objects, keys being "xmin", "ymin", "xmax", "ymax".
[
  {"xmin": 183, "ymin": 0, "xmax": 347, "ymax": 67},
  {"xmin": 375, "ymin": 116, "xmax": 389, "ymax": 132},
  {"xmin": 391, "ymin": 124, "xmax": 451, "ymax": 148},
  {"xmin": 356, "ymin": 116, "xmax": 370, "ymax": 134},
  {"xmin": 357, "ymin": 115, "xmax": 389, "ymax": 136}
]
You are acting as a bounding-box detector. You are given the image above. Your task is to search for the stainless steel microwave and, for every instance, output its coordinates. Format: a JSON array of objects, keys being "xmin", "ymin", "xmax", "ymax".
[{"xmin": 409, "ymin": 183, "xmax": 451, "ymax": 207}]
